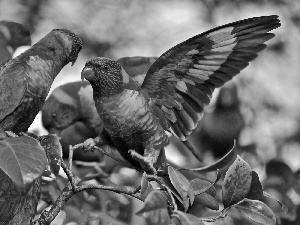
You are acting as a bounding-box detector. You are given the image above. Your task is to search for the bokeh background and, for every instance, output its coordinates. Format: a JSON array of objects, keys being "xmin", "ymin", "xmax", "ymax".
[{"xmin": 1, "ymin": 0, "xmax": 300, "ymax": 224}]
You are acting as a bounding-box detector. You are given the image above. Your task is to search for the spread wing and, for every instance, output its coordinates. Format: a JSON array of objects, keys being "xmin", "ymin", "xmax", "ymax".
[
  {"xmin": 0, "ymin": 59, "xmax": 27, "ymax": 122},
  {"xmin": 141, "ymin": 15, "xmax": 280, "ymax": 141}
]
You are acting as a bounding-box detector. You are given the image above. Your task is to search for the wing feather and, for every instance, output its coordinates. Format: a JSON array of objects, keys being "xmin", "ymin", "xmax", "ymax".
[
  {"xmin": 141, "ymin": 15, "xmax": 280, "ymax": 141},
  {"xmin": 0, "ymin": 60, "xmax": 27, "ymax": 122}
]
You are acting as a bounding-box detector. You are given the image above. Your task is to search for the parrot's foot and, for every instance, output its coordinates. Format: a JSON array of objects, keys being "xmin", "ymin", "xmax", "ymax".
[{"xmin": 129, "ymin": 149, "xmax": 157, "ymax": 175}]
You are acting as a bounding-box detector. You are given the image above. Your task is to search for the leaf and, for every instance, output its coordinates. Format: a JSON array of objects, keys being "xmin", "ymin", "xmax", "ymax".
[
  {"xmin": 40, "ymin": 134, "xmax": 62, "ymax": 178},
  {"xmin": 265, "ymin": 159, "xmax": 295, "ymax": 192},
  {"xmin": 222, "ymin": 155, "xmax": 252, "ymax": 208},
  {"xmin": 191, "ymin": 194, "xmax": 219, "ymax": 211},
  {"xmin": 189, "ymin": 178, "xmax": 219, "ymax": 210},
  {"xmin": 180, "ymin": 141, "xmax": 237, "ymax": 172},
  {"xmin": 140, "ymin": 172, "xmax": 154, "ymax": 199},
  {"xmin": 176, "ymin": 211, "xmax": 205, "ymax": 225},
  {"xmin": 0, "ymin": 136, "xmax": 47, "ymax": 192},
  {"xmin": 136, "ymin": 191, "xmax": 168, "ymax": 215},
  {"xmin": 234, "ymin": 199, "xmax": 276, "ymax": 225},
  {"xmin": 263, "ymin": 191, "xmax": 286, "ymax": 212},
  {"xmin": 246, "ymin": 171, "xmax": 263, "ymax": 201},
  {"xmin": 161, "ymin": 176, "xmax": 185, "ymax": 207},
  {"xmin": 0, "ymin": 169, "xmax": 41, "ymax": 225},
  {"xmin": 142, "ymin": 208, "xmax": 171, "ymax": 225},
  {"xmin": 190, "ymin": 178, "xmax": 216, "ymax": 196},
  {"xmin": 136, "ymin": 191, "xmax": 170, "ymax": 225},
  {"xmin": 168, "ymin": 166, "xmax": 195, "ymax": 207}
]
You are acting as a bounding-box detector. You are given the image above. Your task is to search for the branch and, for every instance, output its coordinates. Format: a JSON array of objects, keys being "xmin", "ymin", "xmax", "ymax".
[{"xmin": 33, "ymin": 142, "xmax": 144, "ymax": 225}]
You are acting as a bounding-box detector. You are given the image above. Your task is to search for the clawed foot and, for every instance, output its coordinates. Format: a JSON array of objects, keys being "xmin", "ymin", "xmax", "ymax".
[{"xmin": 129, "ymin": 149, "xmax": 157, "ymax": 175}]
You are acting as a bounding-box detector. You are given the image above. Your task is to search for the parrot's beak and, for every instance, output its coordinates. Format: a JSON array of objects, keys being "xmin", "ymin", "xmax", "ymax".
[{"xmin": 81, "ymin": 67, "xmax": 95, "ymax": 81}]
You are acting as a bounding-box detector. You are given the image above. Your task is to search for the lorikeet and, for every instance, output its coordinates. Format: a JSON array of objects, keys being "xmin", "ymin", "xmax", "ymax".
[
  {"xmin": 81, "ymin": 16, "xmax": 280, "ymax": 174},
  {"xmin": 0, "ymin": 20, "xmax": 31, "ymax": 64},
  {"xmin": 42, "ymin": 57, "xmax": 156, "ymax": 161},
  {"xmin": 0, "ymin": 29, "xmax": 82, "ymax": 134}
]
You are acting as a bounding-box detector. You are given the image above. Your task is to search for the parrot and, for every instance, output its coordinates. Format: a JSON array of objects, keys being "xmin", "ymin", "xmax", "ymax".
[
  {"xmin": 81, "ymin": 15, "xmax": 280, "ymax": 174},
  {"xmin": 42, "ymin": 57, "xmax": 156, "ymax": 161},
  {"xmin": 0, "ymin": 28, "xmax": 82, "ymax": 134},
  {"xmin": 0, "ymin": 28, "xmax": 82, "ymax": 225},
  {"xmin": 0, "ymin": 20, "xmax": 31, "ymax": 64},
  {"xmin": 190, "ymin": 83, "xmax": 245, "ymax": 158}
]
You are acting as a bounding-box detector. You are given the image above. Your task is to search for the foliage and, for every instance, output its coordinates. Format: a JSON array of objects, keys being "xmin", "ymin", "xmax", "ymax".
[{"xmin": 0, "ymin": 1, "xmax": 299, "ymax": 225}]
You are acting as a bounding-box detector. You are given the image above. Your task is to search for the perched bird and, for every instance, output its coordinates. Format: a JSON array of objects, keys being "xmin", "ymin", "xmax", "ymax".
[
  {"xmin": 0, "ymin": 29, "xmax": 82, "ymax": 134},
  {"xmin": 0, "ymin": 28, "xmax": 82, "ymax": 225},
  {"xmin": 42, "ymin": 57, "xmax": 156, "ymax": 161},
  {"xmin": 190, "ymin": 84, "xmax": 245, "ymax": 157},
  {"xmin": 81, "ymin": 16, "xmax": 280, "ymax": 174},
  {"xmin": 0, "ymin": 20, "xmax": 31, "ymax": 64}
]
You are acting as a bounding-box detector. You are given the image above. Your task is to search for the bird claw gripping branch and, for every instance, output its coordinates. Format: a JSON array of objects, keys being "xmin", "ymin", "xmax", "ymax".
[{"xmin": 81, "ymin": 15, "xmax": 281, "ymax": 174}]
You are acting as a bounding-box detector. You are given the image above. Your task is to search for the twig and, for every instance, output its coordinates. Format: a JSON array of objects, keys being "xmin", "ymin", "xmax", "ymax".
[{"xmin": 34, "ymin": 143, "xmax": 145, "ymax": 225}]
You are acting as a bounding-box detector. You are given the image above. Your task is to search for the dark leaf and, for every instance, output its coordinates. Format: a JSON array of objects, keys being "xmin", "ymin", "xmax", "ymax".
[
  {"xmin": 190, "ymin": 194, "xmax": 219, "ymax": 211},
  {"xmin": 263, "ymin": 191, "xmax": 287, "ymax": 212},
  {"xmin": 294, "ymin": 169, "xmax": 300, "ymax": 194},
  {"xmin": 142, "ymin": 208, "xmax": 171, "ymax": 225},
  {"xmin": 176, "ymin": 211, "xmax": 205, "ymax": 225},
  {"xmin": 0, "ymin": 136, "xmax": 47, "ymax": 192},
  {"xmin": 40, "ymin": 134, "xmax": 62, "ymax": 178},
  {"xmin": 189, "ymin": 178, "xmax": 219, "ymax": 210},
  {"xmin": 140, "ymin": 172, "xmax": 154, "ymax": 199},
  {"xmin": 265, "ymin": 159, "xmax": 295, "ymax": 192},
  {"xmin": 0, "ymin": 169, "xmax": 40, "ymax": 225},
  {"xmin": 234, "ymin": 199, "xmax": 276, "ymax": 225},
  {"xmin": 222, "ymin": 155, "xmax": 252, "ymax": 208},
  {"xmin": 168, "ymin": 166, "xmax": 195, "ymax": 207},
  {"xmin": 136, "ymin": 191, "xmax": 170, "ymax": 225},
  {"xmin": 246, "ymin": 171, "xmax": 263, "ymax": 201},
  {"xmin": 190, "ymin": 178, "xmax": 216, "ymax": 196},
  {"xmin": 180, "ymin": 141, "xmax": 236, "ymax": 172},
  {"xmin": 161, "ymin": 176, "xmax": 182, "ymax": 201},
  {"xmin": 136, "ymin": 191, "xmax": 168, "ymax": 215}
]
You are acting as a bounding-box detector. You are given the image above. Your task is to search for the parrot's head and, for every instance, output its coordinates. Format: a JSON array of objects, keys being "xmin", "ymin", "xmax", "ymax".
[
  {"xmin": 81, "ymin": 57, "xmax": 131, "ymax": 97},
  {"xmin": 51, "ymin": 29, "xmax": 82, "ymax": 66}
]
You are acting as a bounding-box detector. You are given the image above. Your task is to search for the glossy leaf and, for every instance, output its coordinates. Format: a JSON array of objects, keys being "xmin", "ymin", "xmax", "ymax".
[
  {"xmin": 246, "ymin": 171, "xmax": 263, "ymax": 201},
  {"xmin": 140, "ymin": 172, "xmax": 154, "ymax": 199},
  {"xmin": 191, "ymin": 194, "xmax": 219, "ymax": 211},
  {"xmin": 263, "ymin": 191, "xmax": 286, "ymax": 212},
  {"xmin": 40, "ymin": 134, "xmax": 62, "ymax": 178},
  {"xmin": 234, "ymin": 199, "xmax": 276, "ymax": 225},
  {"xmin": 0, "ymin": 169, "xmax": 40, "ymax": 224},
  {"xmin": 161, "ymin": 176, "xmax": 185, "ymax": 207},
  {"xmin": 190, "ymin": 178, "xmax": 219, "ymax": 210},
  {"xmin": 180, "ymin": 141, "xmax": 236, "ymax": 172},
  {"xmin": 222, "ymin": 155, "xmax": 252, "ymax": 208},
  {"xmin": 176, "ymin": 211, "xmax": 205, "ymax": 225},
  {"xmin": 0, "ymin": 136, "xmax": 47, "ymax": 192},
  {"xmin": 168, "ymin": 166, "xmax": 195, "ymax": 207},
  {"xmin": 190, "ymin": 178, "xmax": 216, "ymax": 196}
]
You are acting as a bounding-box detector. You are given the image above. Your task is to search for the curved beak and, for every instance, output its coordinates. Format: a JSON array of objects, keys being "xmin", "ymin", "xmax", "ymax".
[{"xmin": 81, "ymin": 67, "xmax": 95, "ymax": 81}]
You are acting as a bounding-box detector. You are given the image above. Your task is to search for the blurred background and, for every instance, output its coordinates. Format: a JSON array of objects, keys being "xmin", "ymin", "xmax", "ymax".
[{"xmin": 1, "ymin": 0, "xmax": 300, "ymax": 224}]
